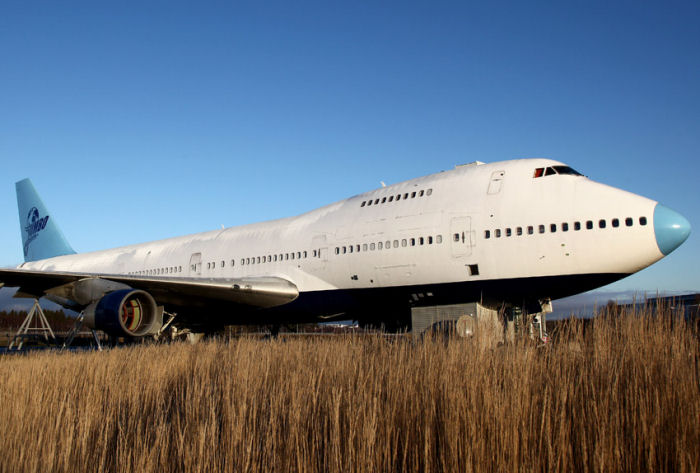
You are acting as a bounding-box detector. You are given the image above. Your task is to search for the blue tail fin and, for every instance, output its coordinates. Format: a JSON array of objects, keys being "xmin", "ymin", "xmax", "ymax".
[{"xmin": 16, "ymin": 178, "xmax": 76, "ymax": 262}]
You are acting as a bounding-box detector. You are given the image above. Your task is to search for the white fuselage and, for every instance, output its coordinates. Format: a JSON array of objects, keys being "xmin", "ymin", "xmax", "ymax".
[{"xmin": 19, "ymin": 159, "xmax": 664, "ymax": 311}]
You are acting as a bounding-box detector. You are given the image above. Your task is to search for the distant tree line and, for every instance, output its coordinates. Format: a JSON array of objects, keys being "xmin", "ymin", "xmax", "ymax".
[{"xmin": 0, "ymin": 309, "xmax": 75, "ymax": 331}]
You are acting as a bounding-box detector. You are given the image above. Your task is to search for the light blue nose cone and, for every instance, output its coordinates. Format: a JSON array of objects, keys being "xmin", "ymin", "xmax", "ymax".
[{"xmin": 654, "ymin": 204, "xmax": 691, "ymax": 255}]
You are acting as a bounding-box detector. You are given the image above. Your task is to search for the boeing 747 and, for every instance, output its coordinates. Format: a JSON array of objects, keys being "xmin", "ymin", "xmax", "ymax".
[{"xmin": 0, "ymin": 159, "xmax": 691, "ymax": 338}]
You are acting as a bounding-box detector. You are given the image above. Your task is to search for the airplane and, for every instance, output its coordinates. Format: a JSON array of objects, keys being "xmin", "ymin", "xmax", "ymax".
[{"xmin": 0, "ymin": 158, "xmax": 691, "ymax": 339}]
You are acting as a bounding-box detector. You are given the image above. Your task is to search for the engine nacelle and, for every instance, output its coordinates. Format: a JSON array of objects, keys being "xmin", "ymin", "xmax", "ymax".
[{"xmin": 84, "ymin": 289, "xmax": 161, "ymax": 338}]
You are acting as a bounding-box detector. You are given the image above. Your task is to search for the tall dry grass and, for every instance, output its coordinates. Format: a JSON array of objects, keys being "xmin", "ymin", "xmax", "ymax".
[{"xmin": 0, "ymin": 307, "xmax": 697, "ymax": 473}]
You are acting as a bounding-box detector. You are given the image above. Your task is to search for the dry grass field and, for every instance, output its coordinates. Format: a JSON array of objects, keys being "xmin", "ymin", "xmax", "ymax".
[{"xmin": 0, "ymin": 307, "xmax": 697, "ymax": 473}]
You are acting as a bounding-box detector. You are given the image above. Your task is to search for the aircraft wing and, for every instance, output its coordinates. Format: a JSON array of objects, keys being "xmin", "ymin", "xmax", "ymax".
[{"xmin": 0, "ymin": 268, "xmax": 299, "ymax": 309}]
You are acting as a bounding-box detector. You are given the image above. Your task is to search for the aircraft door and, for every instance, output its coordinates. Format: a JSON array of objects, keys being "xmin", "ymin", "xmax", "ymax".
[
  {"xmin": 487, "ymin": 170, "xmax": 505, "ymax": 194},
  {"xmin": 450, "ymin": 216, "xmax": 474, "ymax": 258},
  {"xmin": 189, "ymin": 252, "xmax": 202, "ymax": 276},
  {"xmin": 310, "ymin": 234, "xmax": 329, "ymax": 274}
]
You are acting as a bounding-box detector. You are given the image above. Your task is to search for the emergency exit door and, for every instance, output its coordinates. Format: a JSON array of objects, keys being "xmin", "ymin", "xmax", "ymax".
[{"xmin": 450, "ymin": 216, "xmax": 474, "ymax": 257}]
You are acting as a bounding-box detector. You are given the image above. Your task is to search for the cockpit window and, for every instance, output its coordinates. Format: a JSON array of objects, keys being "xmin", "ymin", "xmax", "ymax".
[
  {"xmin": 533, "ymin": 165, "xmax": 583, "ymax": 178},
  {"xmin": 552, "ymin": 165, "xmax": 582, "ymax": 176}
]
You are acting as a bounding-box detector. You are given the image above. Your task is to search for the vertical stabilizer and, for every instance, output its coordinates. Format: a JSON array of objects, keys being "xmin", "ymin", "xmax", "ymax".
[{"xmin": 16, "ymin": 179, "xmax": 76, "ymax": 262}]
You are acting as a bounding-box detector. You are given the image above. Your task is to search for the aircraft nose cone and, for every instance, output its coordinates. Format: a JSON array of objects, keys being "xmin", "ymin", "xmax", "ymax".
[{"xmin": 654, "ymin": 204, "xmax": 691, "ymax": 255}]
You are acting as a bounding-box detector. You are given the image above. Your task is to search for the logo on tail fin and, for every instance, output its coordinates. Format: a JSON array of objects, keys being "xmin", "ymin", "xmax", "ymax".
[{"xmin": 23, "ymin": 206, "xmax": 50, "ymax": 256}]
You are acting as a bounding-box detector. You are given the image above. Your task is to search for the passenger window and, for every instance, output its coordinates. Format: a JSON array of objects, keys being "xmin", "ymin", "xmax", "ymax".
[
  {"xmin": 427, "ymin": 189, "xmax": 432, "ymax": 195},
  {"xmin": 495, "ymin": 229, "xmax": 501, "ymax": 238},
  {"xmin": 586, "ymin": 221, "xmax": 593, "ymax": 230},
  {"xmin": 367, "ymin": 200, "xmax": 372, "ymax": 206},
  {"xmin": 356, "ymin": 245, "xmax": 360, "ymax": 252},
  {"xmin": 396, "ymin": 194, "xmax": 401, "ymax": 201},
  {"xmin": 303, "ymin": 251, "xmax": 307, "ymax": 258},
  {"xmin": 402, "ymin": 239, "xmax": 407, "ymax": 247},
  {"xmin": 404, "ymin": 193, "xmax": 409, "ymax": 199},
  {"xmin": 436, "ymin": 235, "xmax": 442, "ymax": 244},
  {"xmin": 381, "ymin": 197, "xmax": 386, "ymax": 203},
  {"xmin": 516, "ymin": 227, "xmax": 522, "ymax": 236},
  {"xmin": 335, "ymin": 248, "xmax": 339, "ymax": 255},
  {"xmin": 625, "ymin": 217, "xmax": 633, "ymax": 227},
  {"xmin": 221, "ymin": 261, "xmax": 225, "ymax": 267},
  {"xmin": 370, "ymin": 243, "xmax": 376, "ymax": 250},
  {"xmin": 428, "ymin": 236, "xmax": 433, "ymax": 244},
  {"xmin": 527, "ymin": 226, "xmax": 534, "ymax": 235},
  {"xmin": 257, "ymin": 257, "xmax": 261, "ymax": 263},
  {"xmin": 388, "ymin": 196, "xmax": 394, "ymax": 202},
  {"xmin": 361, "ymin": 201, "xmax": 366, "ymax": 207},
  {"xmin": 485, "ymin": 230, "xmax": 491, "ymax": 239},
  {"xmin": 574, "ymin": 222, "xmax": 581, "ymax": 231},
  {"xmin": 378, "ymin": 242, "xmax": 383, "ymax": 250},
  {"xmin": 374, "ymin": 199, "xmax": 379, "ymax": 205},
  {"xmin": 363, "ymin": 243, "xmax": 368, "ymax": 251},
  {"xmin": 419, "ymin": 237, "xmax": 424, "ymax": 245},
  {"xmin": 612, "ymin": 218, "xmax": 619, "ymax": 228},
  {"xmin": 506, "ymin": 228, "xmax": 511, "ymax": 237},
  {"xmin": 550, "ymin": 224, "xmax": 556, "ymax": 233},
  {"xmin": 562, "ymin": 223, "xmax": 569, "ymax": 232},
  {"xmin": 411, "ymin": 192, "xmax": 416, "ymax": 198},
  {"xmin": 599, "ymin": 219, "xmax": 606, "ymax": 229},
  {"xmin": 539, "ymin": 225, "xmax": 545, "ymax": 234},
  {"xmin": 639, "ymin": 216, "xmax": 647, "ymax": 225},
  {"xmin": 407, "ymin": 238, "xmax": 413, "ymax": 246},
  {"xmin": 386, "ymin": 240, "xmax": 390, "ymax": 248},
  {"xmin": 419, "ymin": 190, "xmax": 424, "ymax": 197},
  {"xmin": 342, "ymin": 247, "xmax": 346, "ymax": 254},
  {"xmin": 453, "ymin": 233, "xmax": 460, "ymax": 242},
  {"xmin": 394, "ymin": 240, "xmax": 399, "ymax": 248},
  {"xmin": 262, "ymin": 256, "xmax": 266, "ymax": 263},
  {"xmin": 349, "ymin": 246, "xmax": 353, "ymax": 253}
]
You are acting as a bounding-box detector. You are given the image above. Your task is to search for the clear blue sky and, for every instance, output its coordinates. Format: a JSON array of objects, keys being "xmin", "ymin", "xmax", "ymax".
[{"xmin": 1, "ymin": 1, "xmax": 698, "ymax": 298}]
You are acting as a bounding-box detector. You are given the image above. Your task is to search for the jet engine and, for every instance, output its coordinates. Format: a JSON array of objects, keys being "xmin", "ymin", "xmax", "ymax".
[{"xmin": 83, "ymin": 289, "xmax": 161, "ymax": 338}]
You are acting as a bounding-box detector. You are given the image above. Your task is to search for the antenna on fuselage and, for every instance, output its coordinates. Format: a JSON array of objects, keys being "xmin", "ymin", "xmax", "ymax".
[{"xmin": 380, "ymin": 181, "xmax": 386, "ymax": 188}]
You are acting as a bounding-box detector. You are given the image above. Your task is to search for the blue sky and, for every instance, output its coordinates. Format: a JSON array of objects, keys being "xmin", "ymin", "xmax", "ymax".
[{"xmin": 1, "ymin": 1, "xmax": 698, "ymax": 307}]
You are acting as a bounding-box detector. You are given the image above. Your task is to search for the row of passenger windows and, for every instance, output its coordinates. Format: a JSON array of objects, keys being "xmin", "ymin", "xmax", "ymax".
[
  {"xmin": 484, "ymin": 216, "xmax": 648, "ymax": 239},
  {"xmin": 239, "ymin": 249, "xmax": 319, "ymax": 266},
  {"xmin": 335, "ymin": 234, "xmax": 443, "ymax": 254},
  {"xmin": 129, "ymin": 266, "xmax": 182, "ymax": 276},
  {"xmin": 361, "ymin": 188, "xmax": 433, "ymax": 208},
  {"xmin": 127, "ymin": 248, "xmax": 321, "ymax": 275}
]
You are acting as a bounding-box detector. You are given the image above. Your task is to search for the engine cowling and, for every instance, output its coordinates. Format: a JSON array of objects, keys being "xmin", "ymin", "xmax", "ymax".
[{"xmin": 84, "ymin": 289, "xmax": 161, "ymax": 338}]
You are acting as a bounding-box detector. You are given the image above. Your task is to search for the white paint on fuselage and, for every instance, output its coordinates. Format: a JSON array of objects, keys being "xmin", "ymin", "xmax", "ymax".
[{"xmin": 20, "ymin": 159, "xmax": 664, "ymax": 297}]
